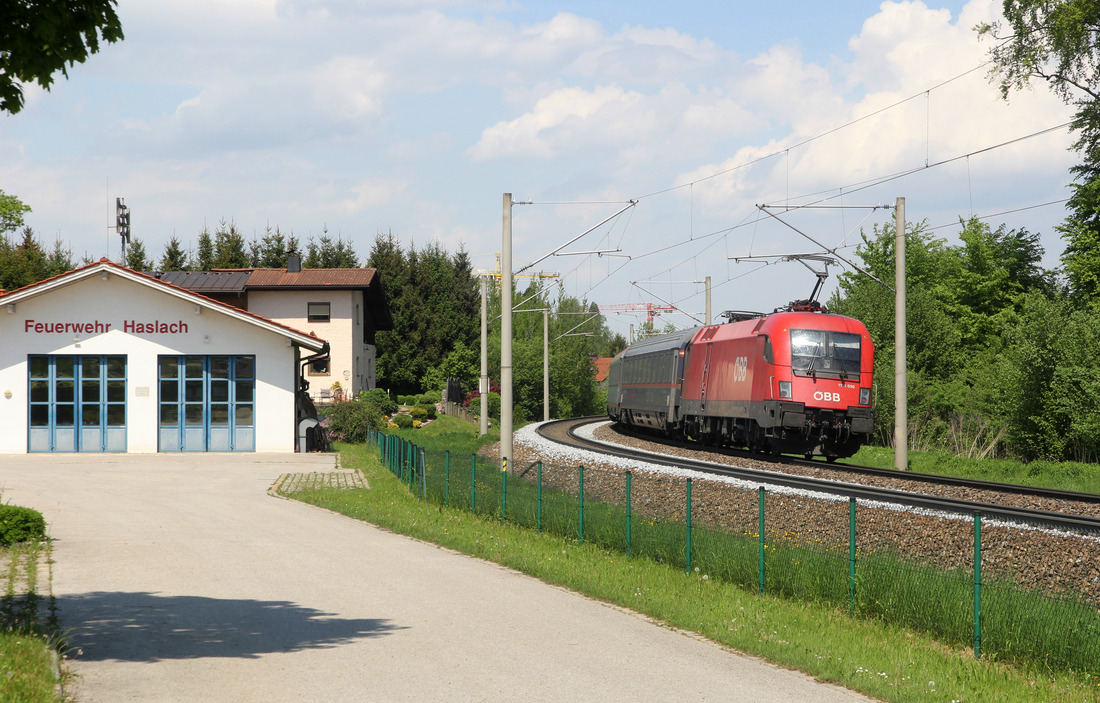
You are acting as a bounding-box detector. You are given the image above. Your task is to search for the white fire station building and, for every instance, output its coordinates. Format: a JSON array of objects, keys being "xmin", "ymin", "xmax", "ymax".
[{"xmin": 0, "ymin": 259, "xmax": 332, "ymax": 454}]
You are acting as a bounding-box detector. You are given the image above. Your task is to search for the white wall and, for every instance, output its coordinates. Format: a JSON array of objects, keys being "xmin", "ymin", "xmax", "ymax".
[
  {"xmin": 247, "ymin": 289, "xmax": 373, "ymax": 396},
  {"xmin": 0, "ymin": 273, "xmax": 304, "ymax": 453}
]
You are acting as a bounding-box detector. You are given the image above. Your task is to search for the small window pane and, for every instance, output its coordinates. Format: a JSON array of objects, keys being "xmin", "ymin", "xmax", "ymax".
[
  {"xmin": 30, "ymin": 380, "xmax": 49, "ymax": 403},
  {"xmin": 210, "ymin": 380, "xmax": 229, "ymax": 402},
  {"xmin": 107, "ymin": 380, "xmax": 125, "ymax": 403},
  {"xmin": 235, "ymin": 356, "xmax": 254, "ymax": 379},
  {"xmin": 160, "ymin": 404, "xmax": 178, "ymax": 426},
  {"xmin": 56, "ymin": 357, "xmax": 75, "ymax": 378},
  {"xmin": 185, "ymin": 380, "xmax": 204, "ymax": 402},
  {"xmin": 56, "ymin": 404, "xmax": 74, "ymax": 427},
  {"xmin": 210, "ymin": 356, "xmax": 230, "ymax": 379},
  {"xmin": 235, "ymin": 405, "xmax": 254, "ymax": 426},
  {"xmin": 235, "ymin": 381, "xmax": 253, "ymax": 403},
  {"xmin": 82, "ymin": 357, "xmax": 101, "ymax": 378},
  {"xmin": 209, "ymin": 404, "xmax": 229, "ymax": 426},
  {"xmin": 57, "ymin": 380, "xmax": 75, "ymax": 403},
  {"xmin": 107, "ymin": 405, "xmax": 126, "ymax": 426},
  {"xmin": 185, "ymin": 356, "xmax": 204, "ymax": 378},
  {"xmin": 159, "ymin": 357, "xmax": 179, "ymax": 379},
  {"xmin": 82, "ymin": 380, "xmax": 101, "ymax": 402},
  {"xmin": 185, "ymin": 404, "xmax": 204, "ymax": 426},
  {"xmin": 29, "ymin": 356, "xmax": 49, "ymax": 378},
  {"xmin": 82, "ymin": 405, "xmax": 101, "ymax": 426},
  {"xmin": 160, "ymin": 380, "xmax": 178, "ymax": 403},
  {"xmin": 107, "ymin": 357, "xmax": 126, "ymax": 378},
  {"xmin": 30, "ymin": 405, "xmax": 49, "ymax": 427}
]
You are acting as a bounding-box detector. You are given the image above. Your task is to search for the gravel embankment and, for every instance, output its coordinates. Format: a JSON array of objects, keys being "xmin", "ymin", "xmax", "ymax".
[{"xmin": 503, "ymin": 421, "xmax": 1100, "ymax": 602}]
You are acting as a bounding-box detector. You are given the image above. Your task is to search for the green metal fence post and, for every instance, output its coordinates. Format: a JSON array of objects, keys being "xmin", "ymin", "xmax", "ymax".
[
  {"xmin": 421, "ymin": 449, "xmax": 427, "ymax": 501},
  {"xmin": 974, "ymin": 512, "xmax": 982, "ymax": 659},
  {"xmin": 626, "ymin": 471, "xmax": 632, "ymax": 557},
  {"xmin": 579, "ymin": 465, "xmax": 585, "ymax": 546},
  {"xmin": 444, "ymin": 451, "xmax": 451, "ymax": 507},
  {"xmin": 537, "ymin": 462, "xmax": 543, "ymax": 534},
  {"xmin": 685, "ymin": 478, "xmax": 693, "ymax": 574},
  {"xmin": 848, "ymin": 497, "xmax": 856, "ymax": 616},
  {"xmin": 470, "ymin": 454, "xmax": 477, "ymax": 514},
  {"xmin": 758, "ymin": 486, "xmax": 766, "ymax": 596}
]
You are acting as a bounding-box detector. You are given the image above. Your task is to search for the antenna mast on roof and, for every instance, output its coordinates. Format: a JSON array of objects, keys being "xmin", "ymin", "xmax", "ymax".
[{"xmin": 116, "ymin": 198, "xmax": 130, "ymax": 259}]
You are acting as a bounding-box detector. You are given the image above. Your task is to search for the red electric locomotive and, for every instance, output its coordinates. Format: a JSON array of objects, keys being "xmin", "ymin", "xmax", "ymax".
[{"xmin": 607, "ymin": 302, "xmax": 875, "ymax": 461}]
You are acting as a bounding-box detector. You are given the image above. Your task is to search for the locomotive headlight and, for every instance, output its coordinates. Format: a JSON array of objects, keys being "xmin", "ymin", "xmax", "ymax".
[
  {"xmin": 779, "ymin": 381, "xmax": 792, "ymax": 399},
  {"xmin": 859, "ymin": 387, "xmax": 871, "ymax": 405}
]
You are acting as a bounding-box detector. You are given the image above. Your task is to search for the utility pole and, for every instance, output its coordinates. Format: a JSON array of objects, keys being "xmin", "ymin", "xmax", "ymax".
[
  {"xmin": 474, "ymin": 252, "xmax": 556, "ymax": 437},
  {"xmin": 501, "ymin": 193, "xmax": 513, "ymax": 474},
  {"xmin": 480, "ymin": 275, "xmax": 488, "ymax": 436},
  {"xmin": 705, "ymin": 275, "xmax": 712, "ymax": 325},
  {"xmin": 895, "ymin": 197, "xmax": 908, "ymax": 471},
  {"xmin": 543, "ymin": 309, "xmax": 550, "ymax": 422}
]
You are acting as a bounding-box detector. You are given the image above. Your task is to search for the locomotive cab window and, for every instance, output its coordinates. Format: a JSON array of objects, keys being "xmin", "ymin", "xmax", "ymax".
[{"xmin": 790, "ymin": 329, "xmax": 861, "ymax": 376}]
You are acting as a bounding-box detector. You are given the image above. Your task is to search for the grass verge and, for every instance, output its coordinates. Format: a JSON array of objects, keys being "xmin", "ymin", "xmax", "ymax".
[
  {"xmin": 1, "ymin": 540, "xmax": 64, "ymax": 703},
  {"xmin": 284, "ymin": 442, "xmax": 1100, "ymax": 703},
  {"xmin": 852, "ymin": 445, "xmax": 1100, "ymax": 494}
]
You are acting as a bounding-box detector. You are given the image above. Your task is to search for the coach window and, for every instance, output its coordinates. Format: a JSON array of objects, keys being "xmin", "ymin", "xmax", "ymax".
[{"xmin": 308, "ymin": 302, "xmax": 331, "ymax": 322}]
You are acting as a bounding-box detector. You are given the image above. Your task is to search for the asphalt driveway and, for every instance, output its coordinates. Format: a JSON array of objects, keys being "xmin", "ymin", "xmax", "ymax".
[{"xmin": 0, "ymin": 453, "xmax": 874, "ymax": 702}]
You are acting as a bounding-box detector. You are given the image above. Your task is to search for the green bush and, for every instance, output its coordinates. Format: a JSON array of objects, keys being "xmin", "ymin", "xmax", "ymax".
[
  {"xmin": 360, "ymin": 388, "xmax": 398, "ymax": 415},
  {"xmin": 392, "ymin": 413, "xmax": 414, "ymax": 429},
  {"xmin": 414, "ymin": 403, "xmax": 437, "ymax": 420},
  {"xmin": 487, "ymin": 392, "xmax": 501, "ymax": 419},
  {"xmin": 321, "ymin": 401, "xmax": 383, "ymax": 444},
  {"xmin": 0, "ymin": 505, "xmax": 46, "ymax": 545},
  {"xmin": 418, "ymin": 391, "xmax": 441, "ymax": 404},
  {"xmin": 409, "ymin": 406, "xmax": 428, "ymax": 421}
]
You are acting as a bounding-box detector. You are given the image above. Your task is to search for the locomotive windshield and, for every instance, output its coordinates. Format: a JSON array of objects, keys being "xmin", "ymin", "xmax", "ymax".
[{"xmin": 790, "ymin": 329, "xmax": 862, "ymax": 377}]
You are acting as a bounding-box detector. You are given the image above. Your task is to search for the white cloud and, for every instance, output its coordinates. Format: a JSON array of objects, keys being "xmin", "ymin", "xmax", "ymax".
[
  {"xmin": 338, "ymin": 178, "xmax": 409, "ymax": 215},
  {"xmin": 0, "ymin": 0, "xmax": 1082, "ymax": 325}
]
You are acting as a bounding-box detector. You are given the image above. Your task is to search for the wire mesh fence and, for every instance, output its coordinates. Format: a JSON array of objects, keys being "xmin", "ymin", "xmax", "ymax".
[{"xmin": 373, "ymin": 431, "xmax": 1100, "ymax": 674}]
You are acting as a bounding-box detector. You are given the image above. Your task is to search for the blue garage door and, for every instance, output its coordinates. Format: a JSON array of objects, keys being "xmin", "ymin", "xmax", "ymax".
[
  {"xmin": 28, "ymin": 355, "xmax": 127, "ymax": 452},
  {"xmin": 158, "ymin": 355, "xmax": 255, "ymax": 452}
]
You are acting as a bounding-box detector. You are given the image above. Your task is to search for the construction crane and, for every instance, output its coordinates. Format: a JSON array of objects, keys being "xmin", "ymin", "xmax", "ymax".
[{"xmin": 598, "ymin": 302, "xmax": 675, "ymax": 325}]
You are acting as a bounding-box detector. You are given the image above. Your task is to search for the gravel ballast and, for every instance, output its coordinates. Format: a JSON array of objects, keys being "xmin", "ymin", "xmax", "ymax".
[{"xmin": 509, "ymin": 421, "xmax": 1100, "ymax": 603}]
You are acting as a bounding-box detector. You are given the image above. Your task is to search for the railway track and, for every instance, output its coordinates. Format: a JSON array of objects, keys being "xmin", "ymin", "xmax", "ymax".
[{"xmin": 536, "ymin": 417, "xmax": 1100, "ymax": 534}]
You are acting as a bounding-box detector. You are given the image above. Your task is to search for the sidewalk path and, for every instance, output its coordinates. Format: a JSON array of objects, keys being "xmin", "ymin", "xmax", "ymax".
[{"xmin": 1, "ymin": 453, "xmax": 875, "ymax": 702}]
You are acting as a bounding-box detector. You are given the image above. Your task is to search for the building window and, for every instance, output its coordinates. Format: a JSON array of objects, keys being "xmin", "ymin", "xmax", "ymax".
[
  {"xmin": 309, "ymin": 358, "xmax": 330, "ymax": 375},
  {"xmin": 308, "ymin": 302, "xmax": 330, "ymax": 322}
]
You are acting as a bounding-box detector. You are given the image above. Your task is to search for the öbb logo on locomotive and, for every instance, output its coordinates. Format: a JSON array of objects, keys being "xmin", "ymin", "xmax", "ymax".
[{"xmin": 606, "ymin": 302, "xmax": 875, "ymax": 462}]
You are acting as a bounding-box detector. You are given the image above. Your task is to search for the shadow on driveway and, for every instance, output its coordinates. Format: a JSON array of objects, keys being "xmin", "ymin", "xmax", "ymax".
[{"xmin": 61, "ymin": 591, "xmax": 405, "ymax": 662}]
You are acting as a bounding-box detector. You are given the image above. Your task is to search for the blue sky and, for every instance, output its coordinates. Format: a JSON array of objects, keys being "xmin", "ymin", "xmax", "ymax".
[{"xmin": 0, "ymin": 0, "xmax": 1078, "ymax": 335}]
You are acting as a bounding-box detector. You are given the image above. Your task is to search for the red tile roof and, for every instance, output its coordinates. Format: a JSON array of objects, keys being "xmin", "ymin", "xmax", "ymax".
[{"xmin": 594, "ymin": 356, "xmax": 613, "ymax": 383}]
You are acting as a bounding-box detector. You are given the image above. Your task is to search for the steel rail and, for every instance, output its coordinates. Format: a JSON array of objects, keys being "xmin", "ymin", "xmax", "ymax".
[
  {"xmin": 536, "ymin": 418, "xmax": 1100, "ymax": 534},
  {"xmin": 609, "ymin": 421, "xmax": 1100, "ymax": 507}
]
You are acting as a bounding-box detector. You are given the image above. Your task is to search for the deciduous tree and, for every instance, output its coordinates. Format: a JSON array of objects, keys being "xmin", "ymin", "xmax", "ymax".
[{"xmin": 0, "ymin": 0, "xmax": 124, "ymax": 114}]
